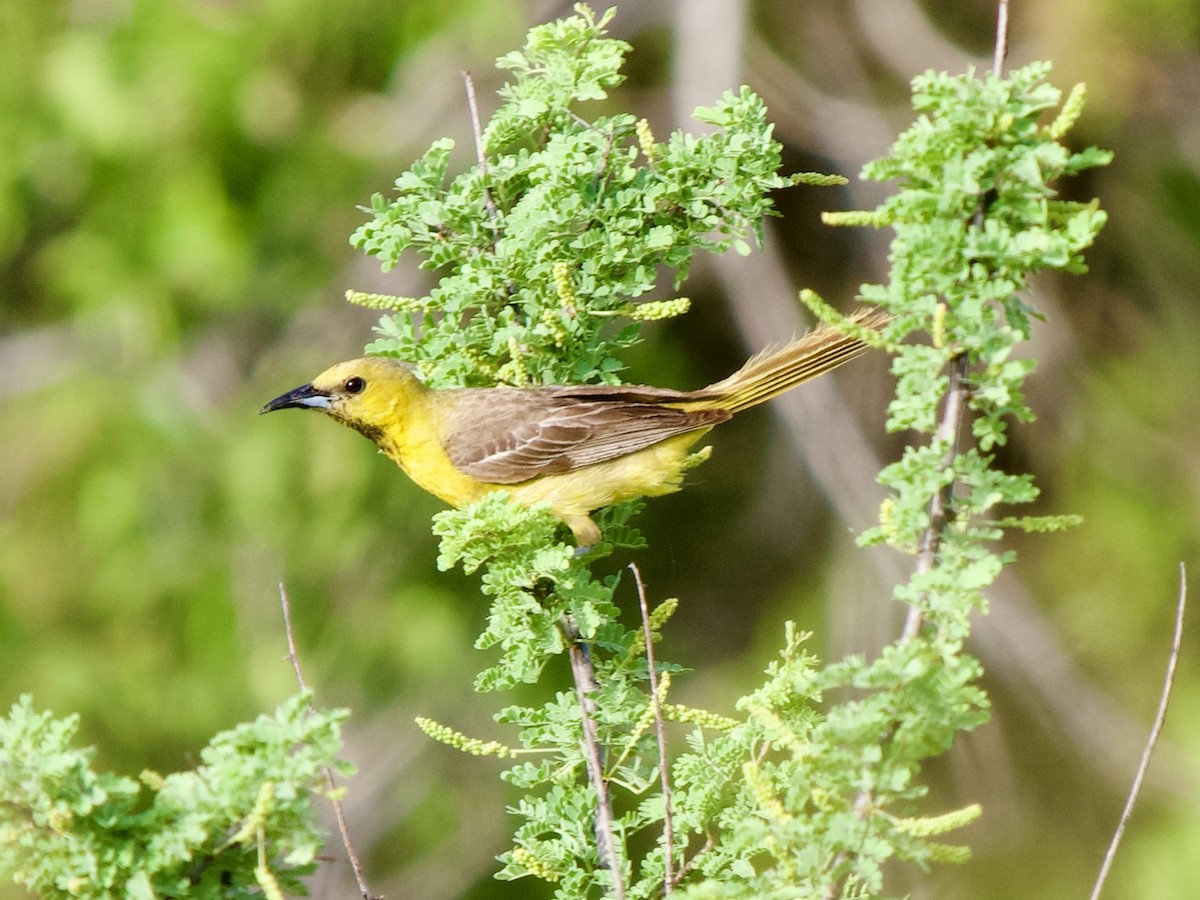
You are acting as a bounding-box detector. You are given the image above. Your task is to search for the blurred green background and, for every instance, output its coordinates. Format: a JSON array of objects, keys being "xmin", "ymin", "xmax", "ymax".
[{"xmin": 3, "ymin": 1, "xmax": 1198, "ymax": 897}]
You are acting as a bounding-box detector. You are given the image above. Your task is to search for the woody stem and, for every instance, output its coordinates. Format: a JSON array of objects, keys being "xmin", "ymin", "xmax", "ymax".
[{"xmin": 561, "ymin": 614, "xmax": 626, "ymax": 899}]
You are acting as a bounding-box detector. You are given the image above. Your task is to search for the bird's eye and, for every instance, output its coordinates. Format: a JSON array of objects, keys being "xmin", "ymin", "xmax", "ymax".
[{"xmin": 344, "ymin": 376, "xmax": 366, "ymax": 394}]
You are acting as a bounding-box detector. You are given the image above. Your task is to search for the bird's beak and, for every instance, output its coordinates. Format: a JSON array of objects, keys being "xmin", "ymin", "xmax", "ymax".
[{"xmin": 260, "ymin": 384, "xmax": 333, "ymax": 414}]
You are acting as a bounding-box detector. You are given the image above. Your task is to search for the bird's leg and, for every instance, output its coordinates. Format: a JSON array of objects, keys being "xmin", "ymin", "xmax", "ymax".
[{"xmin": 563, "ymin": 513, "xmax": 602, "ymax": 549}]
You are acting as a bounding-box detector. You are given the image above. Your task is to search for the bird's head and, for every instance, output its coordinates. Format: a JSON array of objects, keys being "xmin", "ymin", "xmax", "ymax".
[{"xmin": 260, "ymin": 357, "xmax": 425, "ymax": 444}]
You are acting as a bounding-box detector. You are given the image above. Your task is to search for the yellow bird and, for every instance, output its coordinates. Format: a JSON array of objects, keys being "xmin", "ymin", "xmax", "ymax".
[{"xmin": 262, "ymin": 309, "xmax": 887, "ymax": 546}]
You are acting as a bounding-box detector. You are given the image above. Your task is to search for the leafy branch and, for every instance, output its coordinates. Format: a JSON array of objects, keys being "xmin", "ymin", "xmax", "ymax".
[
  {"xmin": 351, "ymin": 4, "xmax": 810, "ymax": 391},
  {"xmin": 0, "ymin": 693, "xmax": 348, "ymax": 898},
  {"xmin": 353, "ymin": 4, "xmax": 1111, "ymax": 899}
]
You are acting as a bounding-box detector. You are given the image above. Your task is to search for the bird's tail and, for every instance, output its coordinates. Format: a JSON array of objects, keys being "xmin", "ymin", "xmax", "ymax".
[{"xmin": 685, "ymin": 308, "xmax": 890, "ymax": 413}]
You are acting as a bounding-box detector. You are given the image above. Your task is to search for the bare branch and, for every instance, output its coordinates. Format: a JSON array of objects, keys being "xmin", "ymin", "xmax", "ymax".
[
  {"xmin": 279, "ymin": 584, "xmax": 378, "ymax": 900},
  {"xmin": 461, "ymin": 70, "xmax": 499, "ymax": 236},
  {"xmin": 672, "ymin": 833, "xmax": 714, "ymax": 887},
  {"xmin": 904, "ymin": 351, "xmax": 971, "ymax": 641},
  {"xmin": 629, "ymin": 563, "xmax": 674, "ymax": 893},
  {"xmin": 992, "ymin": 0, "xmax": 1010, "ymax": 78},
  {"xmin": 560, "ymin": 615, "xmax": 627, "ymax": 900},
  {"xmin": 1089, "ymin": 564, "xmax": 1187, "ymax": 900},
  {"xmin": 279, "ymin": 583, "xmax": 311, "ymax": 693}
]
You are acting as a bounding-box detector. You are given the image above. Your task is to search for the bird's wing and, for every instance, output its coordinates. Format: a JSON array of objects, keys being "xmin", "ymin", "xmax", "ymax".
[{"xmin": 439, "ymin": 386, "xmax": 729, "ymax": 484}]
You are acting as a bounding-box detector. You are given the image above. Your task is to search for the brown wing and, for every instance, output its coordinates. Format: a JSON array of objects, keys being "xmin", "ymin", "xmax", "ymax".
[{"xmin": 438, "ymin": 385, "xmax": 729, "ymax": 485}]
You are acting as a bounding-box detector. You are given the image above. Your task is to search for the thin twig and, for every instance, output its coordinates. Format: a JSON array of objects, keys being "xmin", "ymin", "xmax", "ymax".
[
  {"xmin": 560, "ymin": 614, "xmax": 627, "ymax": 900},
  {"xmin": 461, "ymin": 70, "xmax": 500, "ymax": 234},
  {"xmin": 671, "ymin": 833, "xmax": 714, "ymax": 887},
  {"xmin": 279, "ymin": 584, "xmax": 312, "ymax": 693},
  {"xmin": 279, "ymin": 584, "xmax": 379, "ymax": 900},
  {"xmin": 1088, "ymin": 564, "xmax": 1187, "ymax": 900},
  {"xmin": 629, "ymin": 563, "xmax": 674, "ymax": 894},
  {"xmin": 992, "ymin": 0, "xmax": 1010, "ymax": 77}
]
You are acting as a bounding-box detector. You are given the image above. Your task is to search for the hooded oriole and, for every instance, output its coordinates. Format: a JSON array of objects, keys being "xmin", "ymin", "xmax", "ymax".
[{"xmin": 262, "ymin": 309, "xmax": 886, "ymax": 545}]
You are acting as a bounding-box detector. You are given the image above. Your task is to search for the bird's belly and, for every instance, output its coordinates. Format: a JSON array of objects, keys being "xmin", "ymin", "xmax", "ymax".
[{"xmin": 503, "ymin": 431, "xmax": 711, "ymax": 517}]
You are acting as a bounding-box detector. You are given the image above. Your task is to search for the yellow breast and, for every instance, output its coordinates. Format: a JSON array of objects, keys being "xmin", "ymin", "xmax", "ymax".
[{"xmin": 374, "ymin": 396, "xmax": 492, "ymax": 508}]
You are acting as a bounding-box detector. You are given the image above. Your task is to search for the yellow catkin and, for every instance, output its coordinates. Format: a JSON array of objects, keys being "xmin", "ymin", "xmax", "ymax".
[
  {"xmin": 255, "ymin": 861, "xmax": 285, "ymax": 900},
  {"xmin": 648, "ymin": 597, "xmax": 678, "ymax": 631},
  {"xmin": 344, "ymin": 289, "xmax": 426, "ymax": 311},
  {"xmin": 415, "ymin": 716, "xmax": 513, "ymax": 758},
  {"xmin": 553, "ymin": 261, "xmax": 577, "ymax": 313},
  {"xmin": 792, "ymin": 171, "xmax": 849, "ymax": 187},
  {"xmin": 800, "ymin": 289, "xmax": 892, "ymax": 349},
  {"xmin": 743, "ymin": 761, "xmax": 792, "ymax": 823},
  {"xmin": 614, "ymin": 671, "xmax": 672, "ymax": 766},
  {"xmin": 821, "ymin": 209, "xmax": 892, "ymax": 228},
  {"xmin": 891, "ymin": 803, "xmax": 982, "ymax": 837},
  {"xmin": 809, "ymin": 787, "xmax": 834, "ymax": 813},
  {"xmin": 512, "ymin": 846, "xmax": 561, "ymax": 881},
  {"xmin": 540, "ymin": 307, "xmax": 570, "ymax": 347},
  {"xmin": 497, "ymin": 336, "xmax": 529, "ymax": 386},
  {"xmin": 224, "ymin": 782, "xmax": 274, "ymax": 849},
  {"xmin": 1049, "ymin": 82, "xmax": 1087, "ymax": 140},
  {"xmin": 630, "ymin": 694, "xmax": 658, "ymax": 738},
  {"xmin": 745, "ymin": 702, "xmax": 807, "ymax": 758},
  {"xmin": 664, "ymin": 703, "xmax": 739, "ymax": 732},
  {"xmin": 460, "ymin": 346, "xmax": 499, "ymax": 379},
  {"xmin": 255, "ymin": 825, "xmax": 286, "ymax": 900},
  {"xmin": 879, "ymin": 496, "xmax": 897, "ymax": 540},
  {"xmin": 635, "ymin": 118, "xmax": 656, "ymax": 163},
  {"xmin": 655, "ymin": 669, "xmax": 672, "ymax": 698},
  {"xmin": 924, "ymin": 841, "xmax": 973, "ymax": 864},
  {"xmin": 629, "ymin": 297, "xmax": 690, "ymax": 321},
  {"xmin": 931, "ymin": 302, "xmax": 947, "ymax": 349}
]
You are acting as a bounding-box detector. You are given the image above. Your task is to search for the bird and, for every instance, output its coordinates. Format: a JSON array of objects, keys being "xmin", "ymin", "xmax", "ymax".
[{"xmin": 261, "ymin": 309, "xmax": 887, "ymax": 546}]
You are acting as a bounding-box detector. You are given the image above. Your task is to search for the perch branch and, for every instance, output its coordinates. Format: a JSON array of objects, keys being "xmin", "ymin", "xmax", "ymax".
[
  {"xmin": 560, "ymin": 614, "xmax": 626, "ymax": 899},
  {"xmin": 461, "ymin": 70, "xmax": 500, "ymax": 235}
]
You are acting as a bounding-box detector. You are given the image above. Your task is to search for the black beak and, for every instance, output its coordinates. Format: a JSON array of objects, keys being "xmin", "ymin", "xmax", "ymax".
[{"xmin": 260, "ymin": 384, "xmax": 332, "ymax": 414}]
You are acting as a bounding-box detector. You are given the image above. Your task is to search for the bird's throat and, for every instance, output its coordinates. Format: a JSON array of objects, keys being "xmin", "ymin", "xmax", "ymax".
[{"xmin": 343, "ymin": 417, "xmax": 388, "ymax": 447}]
